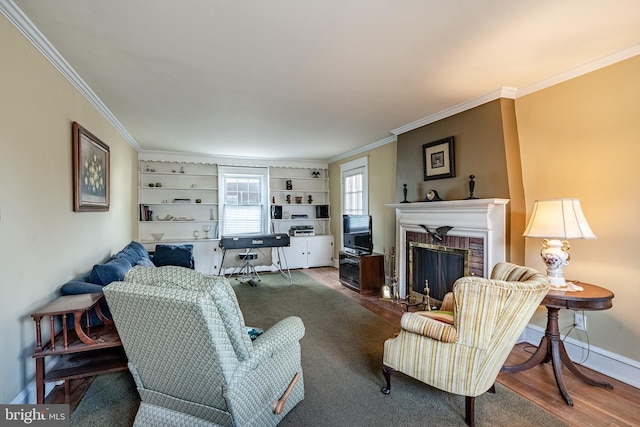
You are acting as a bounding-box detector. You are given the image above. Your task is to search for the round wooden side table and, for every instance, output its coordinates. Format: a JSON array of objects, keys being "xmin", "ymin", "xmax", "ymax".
[{"xmin": 501, "ymin": 282, "xmax": 614, "ymax": 406}]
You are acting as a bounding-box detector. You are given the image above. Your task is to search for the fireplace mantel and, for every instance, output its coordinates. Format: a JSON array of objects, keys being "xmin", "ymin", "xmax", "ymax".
[{"xmin": 386, "ymin": 198, "xmax": 509, "ymax": 298}]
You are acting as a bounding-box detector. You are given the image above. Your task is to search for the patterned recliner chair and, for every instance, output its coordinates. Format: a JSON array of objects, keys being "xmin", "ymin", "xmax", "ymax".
[
  {"xmin": 103, "ymin": 266, "xmax": 305, "ymax": 426},
  {"xmin": 381, "ymin": 262, "xmax": 550, "ymax": 427}
]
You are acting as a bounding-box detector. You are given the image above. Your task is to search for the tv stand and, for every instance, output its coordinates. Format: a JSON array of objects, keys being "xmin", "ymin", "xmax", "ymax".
[{"xmin": 339, "ymin": 251, "xmax": 384, "ymax": 296}]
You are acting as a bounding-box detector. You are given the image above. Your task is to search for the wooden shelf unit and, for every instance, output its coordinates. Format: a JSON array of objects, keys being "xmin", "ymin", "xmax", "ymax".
[{"xmin": 31, "ymin": 293, "xmax": 127, "ymax": 404}]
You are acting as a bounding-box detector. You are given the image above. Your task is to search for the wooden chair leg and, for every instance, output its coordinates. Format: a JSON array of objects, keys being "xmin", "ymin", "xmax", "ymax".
[
  {"xmin": 465, "ymin": 396, "xmax": 475, "ymax": 427},
  {"xmin": 381, "ymin": 365, "xmax": 395, "ymax": 394},
  {"xmin": 64, "ymin": 380, "xmax": 71, "ymax": 403}
]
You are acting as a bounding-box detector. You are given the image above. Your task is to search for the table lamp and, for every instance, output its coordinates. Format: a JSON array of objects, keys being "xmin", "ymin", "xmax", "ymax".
[{"xmin": 523, "ymin": 198, "xmax": 596, "ymax": 290}]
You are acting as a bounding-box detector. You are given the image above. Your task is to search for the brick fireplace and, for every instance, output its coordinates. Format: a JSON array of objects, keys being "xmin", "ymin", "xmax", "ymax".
[{"xmin": 387, "ymin": 199, "xmax": 509, "ymax": 299}]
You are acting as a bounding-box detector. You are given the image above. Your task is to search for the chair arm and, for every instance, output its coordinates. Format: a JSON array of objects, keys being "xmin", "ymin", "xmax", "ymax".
[
  {"xmin": 249, "ymin": 316, "xmax": 305, "ymax": 364},
  {"xmin": 231, "ymin": 316, "xmax": 304, "ymax": 383},
  {"xmin": 400, "ymin": 312, "xmax": 457, "ymax": 343},
  {"xmin": 440, "ymin": 292, "xmax": 455, "ymax": 312}
]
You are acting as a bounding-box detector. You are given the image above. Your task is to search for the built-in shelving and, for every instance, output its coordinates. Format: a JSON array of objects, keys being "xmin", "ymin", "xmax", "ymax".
[
  {"xmin": 269, "ymin": 166, "xmax": 333, "ymax": 268},
  {"xmin": 138, "ymin": 160, "xmax": 219, "ymax": 244},
  {"xmin": 269, "ymin": 166, "xmax": 330, "ymax": 236},
  {"xmin": 137, "ymin": 161, "xmax": 222, "ymax": 276}
]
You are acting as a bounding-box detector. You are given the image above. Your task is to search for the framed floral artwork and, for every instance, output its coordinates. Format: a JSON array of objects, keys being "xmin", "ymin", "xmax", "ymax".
[
  {"xmin": 423, "ymin": 136, "xmax": 455, "ymax": 181},
  {"xmin": 72, "ymin": 122, "xmax": 110, "ymax": 211}
]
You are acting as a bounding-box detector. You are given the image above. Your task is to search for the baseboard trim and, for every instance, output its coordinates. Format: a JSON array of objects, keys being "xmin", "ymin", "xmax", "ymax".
[
  {"xmin": 520, "ymin": 324, "xmax": 640, "ymax": 389},
  {"xmin": 11, "ymin": 357, "xmax": 61, "ymax": 404}
]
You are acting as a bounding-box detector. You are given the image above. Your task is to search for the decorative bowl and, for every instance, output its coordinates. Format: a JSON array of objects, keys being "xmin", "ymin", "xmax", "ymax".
[{"xmin": 151, "ymin": 233, "xmax": 164, "ymax": 241}]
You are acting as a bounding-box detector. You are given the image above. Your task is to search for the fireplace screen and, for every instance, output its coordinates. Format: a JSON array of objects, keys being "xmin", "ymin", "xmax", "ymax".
[{"xmin": 408, "ymin": 242, "xmax": 469, "ymax": 303}]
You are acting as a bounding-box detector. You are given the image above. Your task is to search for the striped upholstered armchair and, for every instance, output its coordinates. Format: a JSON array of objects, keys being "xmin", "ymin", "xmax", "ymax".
[
  {"xmin": 104, "ymin": 266, "xmax": 305, "ymax": 426},
  {"xmin": 381, "ymin": 262, "xmax": 550, "ymax": 427}
]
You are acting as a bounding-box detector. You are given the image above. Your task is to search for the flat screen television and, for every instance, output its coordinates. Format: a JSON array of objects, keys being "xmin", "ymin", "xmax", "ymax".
[{"xmin": 343, "ymin": 214, "xmax": 373, "ymax": 255}]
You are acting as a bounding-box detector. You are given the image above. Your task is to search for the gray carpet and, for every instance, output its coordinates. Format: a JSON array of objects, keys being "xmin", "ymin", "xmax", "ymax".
[{"xmin": 71, "ymin": 271, "xmax": 567, "ymax": 426}]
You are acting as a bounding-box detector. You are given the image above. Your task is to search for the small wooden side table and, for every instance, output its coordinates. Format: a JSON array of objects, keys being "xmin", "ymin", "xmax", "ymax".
[
  {"xmin": 501, "ymin": 282, "xmax": 614, "ymax": 406},
  {"xmin": 31, "ymin": 293, "xmax": 127, "ymax": 404}
]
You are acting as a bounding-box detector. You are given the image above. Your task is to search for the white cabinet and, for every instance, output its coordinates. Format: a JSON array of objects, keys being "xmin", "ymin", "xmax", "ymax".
[
  {"xmin": 283, "ymin": 236, "xmax": 334, "ymax": 269},
  {"xmin": 138, "ymin": 160, "xmax": 220, "ymax": 273},
  {"xmin": 269, "ymin": 167, "xmax": 330, "ymax": 237}
]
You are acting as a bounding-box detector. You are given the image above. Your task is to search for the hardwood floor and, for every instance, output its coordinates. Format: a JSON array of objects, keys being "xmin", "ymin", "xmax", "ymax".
[{"xmin": 47, "ymin": 267, "xmax": 639, "ymax": 426}]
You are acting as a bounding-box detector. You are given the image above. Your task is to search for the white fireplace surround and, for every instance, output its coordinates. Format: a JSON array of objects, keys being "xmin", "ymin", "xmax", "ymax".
[{"xmin": 386, "ymin": 198, "xmax": 509, "ymax": 298}]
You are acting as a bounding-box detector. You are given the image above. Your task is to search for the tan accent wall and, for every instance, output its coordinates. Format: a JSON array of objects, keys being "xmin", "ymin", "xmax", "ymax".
[
  {"xmin": 396, "ymin": 100, "xmax": 511, "ymax": 203},
  {"xmin": 329, "ymin": 141, "xmax": 397, "ymax": 262},
  {"xmin": 516, "ymin": 55, "xmax": 640, "ymax": 360},
  {"xmin": 500, "ymin": 98, "xmax": 526, "ymax": 265},
  {"xmin": 395, "ymin": 99, "xmax": 523, "ymax": 262},
  {"xmin": 0, "ymin": 15, "xmax": 138, "ymax": 402}
]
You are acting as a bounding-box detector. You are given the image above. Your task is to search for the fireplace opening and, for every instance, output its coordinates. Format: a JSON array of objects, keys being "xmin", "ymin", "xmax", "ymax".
[{"xmin": 408, "ymin": 242, "xmax": 469, "ymax": 304}]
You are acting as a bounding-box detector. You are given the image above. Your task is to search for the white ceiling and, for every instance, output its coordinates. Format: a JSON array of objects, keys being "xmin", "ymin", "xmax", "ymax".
[{"xmin": 6, "ymin": 0, "xmax": 640, "ymax": 161}]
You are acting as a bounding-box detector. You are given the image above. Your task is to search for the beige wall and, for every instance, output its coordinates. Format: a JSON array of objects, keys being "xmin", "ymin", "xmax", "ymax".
[
  {"xmin": 516, "ymin": 56, "xmax": 640, "ymax": 360},
  {"xmin": 0, "ymin": 16, "xmax": 138, "ymax": 402},
  {"xmin": 329, "ymin": 141, "xmax": 397, "ymax": 261}
]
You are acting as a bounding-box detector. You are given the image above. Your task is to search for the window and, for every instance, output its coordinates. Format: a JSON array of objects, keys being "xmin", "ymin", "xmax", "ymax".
[
  {"xmin": 340, "ymin": 157, "xmax": 368, "ymax": 216},
  {"xmin": 219, "ymin": 166, "xmax": 268, "ymax": 235}
]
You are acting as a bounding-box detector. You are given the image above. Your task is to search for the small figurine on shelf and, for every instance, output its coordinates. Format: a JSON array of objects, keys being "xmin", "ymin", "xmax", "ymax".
[
  {"xmin": 308, "ymin": 195, "xmax": 313, "ymax": 204},
  {"xmin": 465, "ymin": 175, "xmax": 478, "ymax": 200},
  {"xmin": 401, "ymin": 184, "xmax": 410, "ymax": 203},
  {"xmin": 286, "ymin": 195, "xmax": 291, "ymax": 204},
  {"xmin": 272, "ymin": 196, "xmax": 276, "ymax": 204},
  {"xmin": 286, "ymin": 180, "xmax": 293, "ymax": 190},
  {"xmin": 424, "ymin": 280, "xmax": 432, "ymax": 311},
  {"xmin": 311, "ymin": 171, "xmax": 321, "ymax": 178}
]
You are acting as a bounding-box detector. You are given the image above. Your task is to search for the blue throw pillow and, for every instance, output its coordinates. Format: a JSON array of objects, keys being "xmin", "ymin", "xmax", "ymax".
[
  {"xmin": 136, "ymin": 257, "xmax": 156, "ymax": 267},
  {"xmin": 114, "ymin": 246, "xmax": 141, "ymax": 266},
  {"xmin": 123, "ymin": 241, "xmax": 150, "ymax": 260},
  {"xmin": 153, "ymin": 244, "xmax": 194, "ymax": 268},
  {"xmin": 89, "ymin": 257, "xmax": 132, "ymax": 286}
]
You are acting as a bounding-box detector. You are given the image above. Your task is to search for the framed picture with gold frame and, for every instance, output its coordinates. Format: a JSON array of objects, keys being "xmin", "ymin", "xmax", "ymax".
[
  {"xmin": 72, "ymin": 122, "xmax": 110, "ymax": 212},
  {"xmin": 423, "ymin": 136, "xmax": 455, "ymax": 181}
]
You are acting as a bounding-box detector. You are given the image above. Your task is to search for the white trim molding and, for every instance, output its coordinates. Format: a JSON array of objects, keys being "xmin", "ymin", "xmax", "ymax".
[
  {"xmin": 520, "ymin": 324, "xmax": 640, "ymax": 389},
  {"xmin": 0, "ymin": 0, "xmax": 141, "ymax": 151},
  {"xmin": 517, "ymin": 43, "xmax": 640, "ymax": 98},
  {"xmin": 391, "ymin": 87, "xmax": 518, "ymax": 136}
]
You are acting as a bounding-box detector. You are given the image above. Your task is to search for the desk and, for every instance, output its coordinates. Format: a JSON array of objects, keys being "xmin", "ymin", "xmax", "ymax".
[
  {"xmin": 502, "ymin": 282, "xmax": 614, "ymax": 406},
  {"xmin": 31, "ymin": 293, "xmax": 127, "ymax": 404}
]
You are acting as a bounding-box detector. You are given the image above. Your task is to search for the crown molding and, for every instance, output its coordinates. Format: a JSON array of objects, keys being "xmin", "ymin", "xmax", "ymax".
[
  {"xmin": 0, "ymin": 0, "xmax": 141, "ymax": 151},
  {"xmin": 327, "ymin": 134, "xmax": 397, "ymax": 163},
  {"xmin": 516, "ymin": 42, "xmax": 640, "ymax": 98},
  {"xmin": 391, "ymin": 87, "xmax": 517, "ymax": 136},
  {"xmin": 392, "ymin": 44, "xmax": 640, "ymax": 137}
]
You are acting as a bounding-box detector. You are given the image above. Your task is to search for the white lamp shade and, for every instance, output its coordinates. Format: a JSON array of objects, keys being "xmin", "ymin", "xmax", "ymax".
[{"xmin": 523, "ymin": 198, "xmax": 596, "ymax": 240}]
